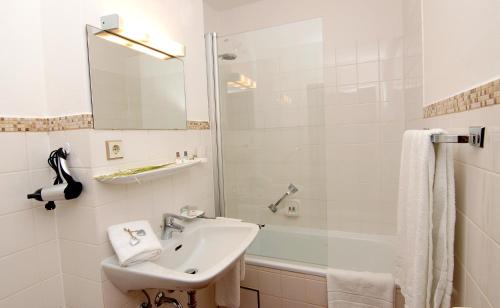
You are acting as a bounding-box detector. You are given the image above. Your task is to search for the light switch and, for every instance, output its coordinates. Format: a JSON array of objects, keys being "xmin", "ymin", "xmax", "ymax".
[{"xmin": 105, "ymin": 140, "xmax": 124, "ymax": 160}]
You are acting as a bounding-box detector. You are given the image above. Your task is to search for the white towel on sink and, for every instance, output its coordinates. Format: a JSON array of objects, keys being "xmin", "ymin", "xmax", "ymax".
[
  {"xmin": 107, "ymin": 220, "xmax": 163, "ymax": 267},
  {"xmin": 215, "ymin": 256, "xmax": 246, "ymax": 308}
]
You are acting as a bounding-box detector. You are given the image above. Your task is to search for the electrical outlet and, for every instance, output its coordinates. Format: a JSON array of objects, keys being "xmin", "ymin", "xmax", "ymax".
[
  {"xmin": 285, "ymin": 199, "xmax": 300, "ymax": 217},
  {"xmin": 105, "ymin": 140, "xmax": 124, "ymax": 160}
]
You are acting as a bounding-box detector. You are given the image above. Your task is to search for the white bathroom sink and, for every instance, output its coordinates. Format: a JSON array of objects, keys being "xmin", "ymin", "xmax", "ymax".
[{"xmin": 102, "ymin": 218, "xmax": 259, "ymax": 292}]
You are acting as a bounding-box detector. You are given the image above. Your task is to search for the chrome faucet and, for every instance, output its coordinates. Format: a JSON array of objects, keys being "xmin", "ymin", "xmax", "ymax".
[{"xmin": 161, "ymin": 213, "xmax": 185, "ymax": 240}]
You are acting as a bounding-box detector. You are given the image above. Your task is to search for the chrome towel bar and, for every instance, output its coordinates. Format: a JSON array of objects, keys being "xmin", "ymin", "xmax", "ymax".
[{"xmin": 430, "ymin": 126, "xmax": 485, "ymax": 148}]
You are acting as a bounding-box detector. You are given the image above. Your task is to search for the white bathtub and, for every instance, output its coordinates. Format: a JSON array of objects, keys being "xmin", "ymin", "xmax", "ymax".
[{"xmin": 246, "ymin": 225, "xmax": 396, "ymax": 277}]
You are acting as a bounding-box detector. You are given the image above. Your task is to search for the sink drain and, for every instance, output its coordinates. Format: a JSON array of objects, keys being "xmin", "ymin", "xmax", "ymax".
[{"xmin": 184, "ymin": 268, "xmax": 198, "ymax": 275}]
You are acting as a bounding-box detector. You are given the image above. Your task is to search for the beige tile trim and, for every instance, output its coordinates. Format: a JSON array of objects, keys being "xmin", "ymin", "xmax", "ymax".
[
  {"xmin": 423, "ymin": 78, "xmax": 500, "ymax": 118},
  {"xmin": 0, "ymin": 114, "xmax": 93, "ymax": 132},
  {"xmin": 186, "ymin": 120, "xmax": 210, "ymax": 130},
  {"xmin": 0, "ymin": 115, "xmax": 210, "ymax": 132}
]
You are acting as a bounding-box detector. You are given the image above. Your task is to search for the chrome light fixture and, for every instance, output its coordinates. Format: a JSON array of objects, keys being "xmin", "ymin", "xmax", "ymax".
[{"xmin": 96, "ymin": 14, "xmax": 185, "ymax": 60}]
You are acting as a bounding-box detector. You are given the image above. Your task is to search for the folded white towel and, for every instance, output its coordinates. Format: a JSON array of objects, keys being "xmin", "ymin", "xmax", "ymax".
[
  {"xmin": 327, "ymin": 268, "xmax": 394, "ymax": 308},
  {"xmin": 107, "ymin": 220, "xmax": 163, "ymax": 267},
  {"xmin": 215, "ymin": 256, "xmax": 246, "ymax": 308},
  {"xmin": 395, "ymin": 129, "xmax": 455, "ymax": 308}
]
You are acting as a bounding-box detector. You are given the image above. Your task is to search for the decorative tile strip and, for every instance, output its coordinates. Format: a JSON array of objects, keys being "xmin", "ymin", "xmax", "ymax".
[
  {"xmin": 48, "ymin": 114, "xmax": 94, "ymax": 131},
  {"xmin": 0, "ymin": 114, "xmax": 92, "ymax": 132},
  {"xmin": 0, "ymin": 117, "xmax": 48, "ymax": 132},
  {"xmin": 424, "ymin": 78, "xmax": 500, "ymax": 118},
  {"xmin": 1, "ymin": 114, "xmax": 210, "ymax": 132},
  {"xmin": 187, "ymin": 120, "xmax": 210, "ymax": 130}
]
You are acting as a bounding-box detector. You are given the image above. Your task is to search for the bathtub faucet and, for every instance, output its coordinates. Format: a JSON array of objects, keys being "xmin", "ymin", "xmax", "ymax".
[{"xmin": 268, "ymin": 183, "xmax": 298, "ymax": 213}]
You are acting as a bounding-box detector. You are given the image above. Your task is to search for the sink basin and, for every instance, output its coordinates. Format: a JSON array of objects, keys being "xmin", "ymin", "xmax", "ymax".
[{"xmin": 102, "ymin": 218, "xmax": 259, "ymax": 292}]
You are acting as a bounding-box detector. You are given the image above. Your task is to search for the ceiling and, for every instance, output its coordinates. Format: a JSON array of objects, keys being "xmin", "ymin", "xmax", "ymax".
[{"xmin": 204, "ymin": 0, "xmax": 263, "ymax": 11}]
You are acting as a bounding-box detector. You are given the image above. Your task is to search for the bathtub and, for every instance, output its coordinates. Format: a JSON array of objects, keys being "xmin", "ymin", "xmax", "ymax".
[{"xmin": 245, "ymin": 224, "xmax": 396, "ymax": 277}]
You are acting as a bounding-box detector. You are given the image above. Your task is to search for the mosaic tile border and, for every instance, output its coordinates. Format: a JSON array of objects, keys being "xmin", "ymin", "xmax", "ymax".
[
  {"xmin": 0, "ymin": 114, "xmax": 93, "ymax": 132},
  {"xmin": 0, "ymin": 114, "xmax": 210, "ymax": 132},
  {"xmin": 186, "ymin": 120, "xmax": 210, "ymax": 130},
  {"xmin": 424, "ymin": 78, "xmax": 500, "ymax": 118}
]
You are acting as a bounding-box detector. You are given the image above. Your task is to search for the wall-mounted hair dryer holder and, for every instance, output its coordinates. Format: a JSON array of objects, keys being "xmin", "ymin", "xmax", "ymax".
[{"xmin": 27, "ymin": 145, "xmax": 83, "ymax": 210}]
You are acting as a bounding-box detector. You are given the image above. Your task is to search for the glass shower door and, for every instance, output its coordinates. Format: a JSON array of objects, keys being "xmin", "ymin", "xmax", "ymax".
[{"xmin": 208, "ymin": 19, "xmax": 328, "ymax": 265}]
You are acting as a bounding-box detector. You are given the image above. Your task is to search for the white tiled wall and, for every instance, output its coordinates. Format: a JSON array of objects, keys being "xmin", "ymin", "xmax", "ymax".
[
  {"xmin": 0, "ymin": 132, "xmax": 65, "ymax": 307},
  {"xmin": 0, "ymin": 128, "xmax": 216, "ymax": 308},
  {"xmin": 219, "ymin": 18, "xmax": 404, "ymax": 235},
  {"xmin": 403, "ymin": 0, "xmax": 500, "ymax": 306},
  {"xmin": 324, "ymin": 38, "xmax": 404, "ymax": 235},
  {"xmin": 48, "ymin": 128, "xmax": 215, "ymax": 308}
]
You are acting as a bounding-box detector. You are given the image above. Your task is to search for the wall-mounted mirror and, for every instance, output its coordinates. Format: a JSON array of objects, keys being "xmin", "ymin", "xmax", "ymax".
[{"xmin": 86, "ymin": 25, "xmax": 187, "ymax": 130}]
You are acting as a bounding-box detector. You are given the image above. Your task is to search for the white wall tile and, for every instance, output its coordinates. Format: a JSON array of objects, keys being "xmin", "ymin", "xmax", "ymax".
[
  {"xmin": 486, "ymin": 173, "xmax": 500, "ymax": 244},
  {"xmin": 63, "ymin": 274, "xmax": 104, "ymax": 308},
  {"xmin": 57, "ymin": 205, "xmax": 99, "ymax": 244},
  {"xmin": 0, "ymin": 209, "xmax": 36, "ymax": 257},
  {"xmin": 485, "ymin": 238, "xmax": 500, "ymax": 306},
  {"xmin": 335, "ymin": 46, "xmax": 356, "ymax": 65},
  {"xmin": 464, "ymin": 274, "xmax": 492, "ymax": 308},
  {"xmin": 0, "ymin": 283, "xmax": 43, "ymax": 307},
  {"xmin": 50, "ymin": 130, "xmax": 92, "ymax": 168},
  {"xmin": 336, "ymin": 64, "xmax": 357, "ymax": 85},
  {"xmin": 357, "ymin": 61, "xmax": 379, "ymax": 83},
  {"xmin": 95, "ymin": 201, "xmax": 130, "ymax": 244},
  {"xmin": 60, "ymin": 239, "xmax": 106, "ymax": 282},
  {"xmin": 25, "ymin": 132, "xmax": 50, "ymax": 170},
  {"xmin": 39, "ymin": 275, "xmax": 65, "ymax": 308},
  {"xmin": 102, "ymin": 279, "xmax": 135, "ymax": 308},
  {"xmin": 0, "ymin": 171, "xmax": 32, "ymax": 215},
  {"xmin": 36, "ymin": 239, "xmax": 61, "ymax": 280},
  {"xmin": 0, "ymin": 133, "xmax": 27, "ymax": 173},
  {"xmin": 0, "ymin": 248, "xmax": 39, "ymax": 299},
  {"xmin": 465, "ymin": 216, "xmax": 488, "ymax": 293},
  {"xmin": 33, "ymin": 206, "xmax": 57, "ymax": 243},
  {"xmin": 357, "ymin": 40, "xmax": 379, "ymax": 63}
]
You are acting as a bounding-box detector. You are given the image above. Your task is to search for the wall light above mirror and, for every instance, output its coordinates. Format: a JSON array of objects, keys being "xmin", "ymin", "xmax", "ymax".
[
  {"xmin": 86, "ymin": 16, "xmax": 188, "ymax": 130},
  {"xmin": 98, "ymin": 14, "xmax": 185, "ymax": 59}
]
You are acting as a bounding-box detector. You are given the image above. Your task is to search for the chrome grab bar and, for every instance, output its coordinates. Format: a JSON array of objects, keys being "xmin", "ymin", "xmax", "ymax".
[{"xmin": 268, "ymin": 183, "xmax": 298, "ymax": 213}]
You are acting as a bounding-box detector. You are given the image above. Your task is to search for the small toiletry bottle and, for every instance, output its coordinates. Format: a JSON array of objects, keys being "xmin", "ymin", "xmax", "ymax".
[
  {"xmin": 183, "ymin": 150, "xmax": 189, "ymax": 162},
  {"xmin": 175, "ymin": 152, "xmax": 182, "ymax": 164}
]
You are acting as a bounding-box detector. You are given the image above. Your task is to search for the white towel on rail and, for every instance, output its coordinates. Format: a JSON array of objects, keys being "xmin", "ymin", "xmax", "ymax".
[
  {"xmin": 395, "ymin": 129, "xmax": 455, "ymax": 308},
  {"xmin": 327, "ymin": 268, "xmax": 394, "ymax": 308}
]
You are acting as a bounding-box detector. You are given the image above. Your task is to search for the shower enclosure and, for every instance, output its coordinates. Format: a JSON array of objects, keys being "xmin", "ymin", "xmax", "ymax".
[{"xmin": 206, "ymin": 18, "xmax": 403, "ymax": 272}]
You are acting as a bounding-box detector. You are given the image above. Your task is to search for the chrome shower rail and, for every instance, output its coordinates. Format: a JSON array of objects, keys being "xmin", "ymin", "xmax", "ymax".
[{"xmin": 430, "ymin": 126, "xmax": 485, "ymax": 148}]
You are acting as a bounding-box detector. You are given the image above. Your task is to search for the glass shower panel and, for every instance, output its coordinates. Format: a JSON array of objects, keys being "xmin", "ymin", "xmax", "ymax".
[{"xmin": 216, "ymin": 19, "xmax": 328, "ymax": 264}]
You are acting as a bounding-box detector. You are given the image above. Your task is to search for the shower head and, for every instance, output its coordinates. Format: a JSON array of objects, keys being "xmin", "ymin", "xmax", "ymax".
[
  {"xmin": 268, "ymin": 183, "xmax": 299, "ymax": 213},
  {"xmin": 287, "ymin": 183, "xmax": 298, "ymax": 194},
  {"xmin": 218, "ymin": 53, "xmax": 237, "ymax": 61}
]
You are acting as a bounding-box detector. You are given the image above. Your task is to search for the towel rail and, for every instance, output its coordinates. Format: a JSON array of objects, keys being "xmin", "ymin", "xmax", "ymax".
[{"xmin": 430, "ymin": 126, "xmax": 485, "ymax": 148}]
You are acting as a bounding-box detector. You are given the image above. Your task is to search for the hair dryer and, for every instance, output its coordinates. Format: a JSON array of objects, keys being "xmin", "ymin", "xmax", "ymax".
[{"xmin": 27, "ymin": 147, "xmax": 83, "ymax": 210}]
